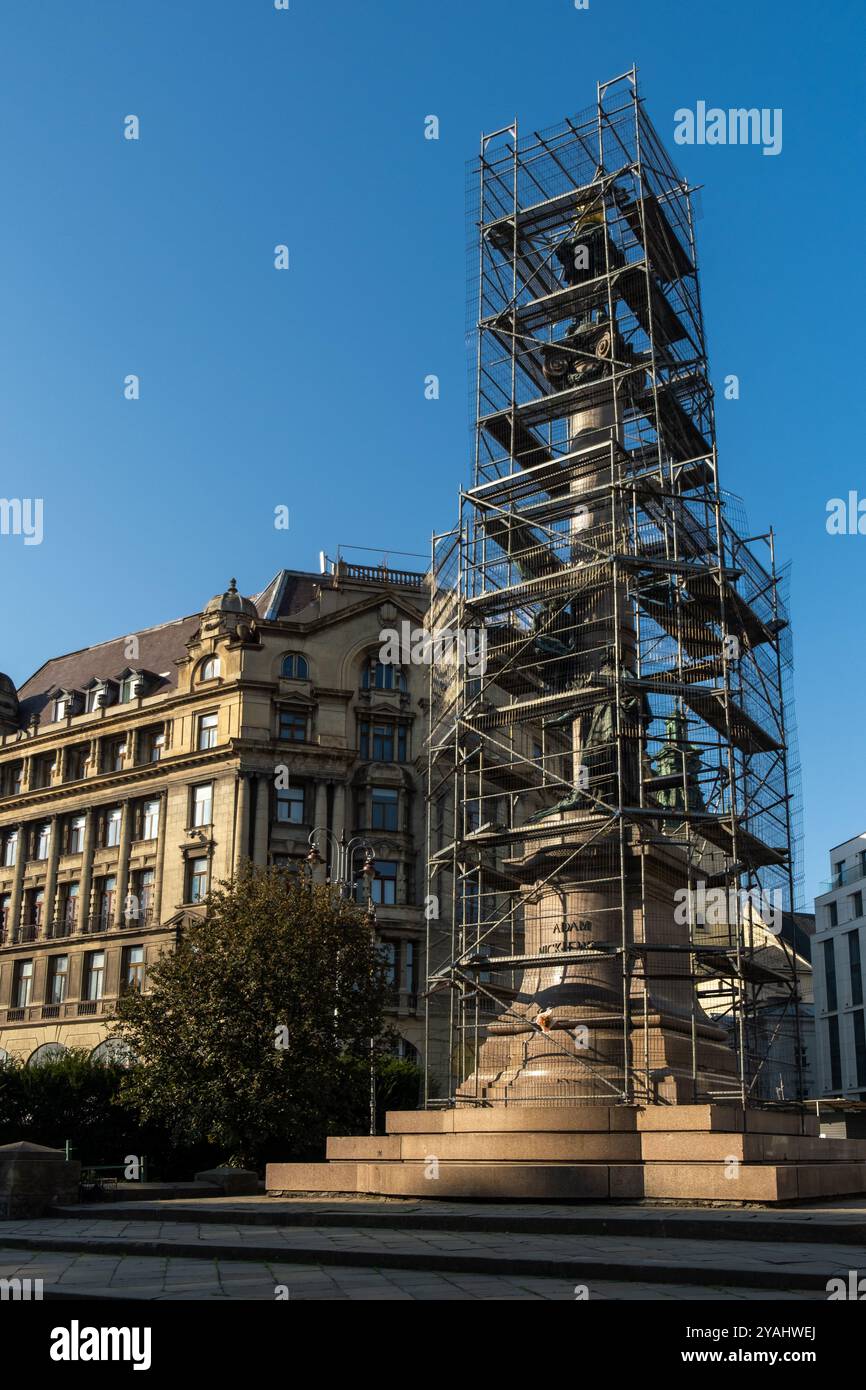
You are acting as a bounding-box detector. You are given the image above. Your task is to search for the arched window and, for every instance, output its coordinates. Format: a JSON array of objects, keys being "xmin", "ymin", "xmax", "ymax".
[
  {"xmin": 201, "ymin": 656, "xmax": 220, "ymax": 681},
  {"xmin": 91, "ymin": 1038, "xmax": 135, "ymax": 1068},
  {"xmin": 27, "ymin": 1042, "xmax": 68, "ymax": 1067},
  {"xmin": 362, "ymin": 659, "xmax": 407, "ymax": 692},
  {"xmin": 281, "ymin": 653, "xmax": 309, "ymax": 680}
]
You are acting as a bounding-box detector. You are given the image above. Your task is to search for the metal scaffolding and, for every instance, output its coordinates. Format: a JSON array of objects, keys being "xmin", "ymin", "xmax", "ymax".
[{"xmin": 424, "ymin": 69, "xmax": 804, "ymax": 1110}]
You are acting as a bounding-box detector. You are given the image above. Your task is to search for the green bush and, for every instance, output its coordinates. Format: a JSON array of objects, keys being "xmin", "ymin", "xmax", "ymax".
[{"xmin": 0, "ymin": 1051, "xmax": 220, "ymax": 1178}]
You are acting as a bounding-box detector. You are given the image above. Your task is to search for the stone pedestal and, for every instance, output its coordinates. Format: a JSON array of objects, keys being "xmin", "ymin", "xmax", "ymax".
[
  {"xmin": 267, "ymin": 1105, "xmax": 866, "ymax": 1204},
  {"xmin": 0, "ymin": 1141, "xmax": 80, "ymax": 1218}
]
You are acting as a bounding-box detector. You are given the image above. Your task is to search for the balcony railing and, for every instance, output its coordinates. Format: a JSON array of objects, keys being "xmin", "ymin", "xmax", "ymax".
[
  {"xmin": 11, "ymin": 923, "xmax": 39, "ymax": 944},
  {"xmin": 0, "ymin": 999, "xmax": 113, "ymax": 1026},
  {"xmin": 335, "ymin": 560, "xmax": 425, "ymax": 589},
  {"xmin": 819, "ymin": 862, "xmax": 866, "ymax": 894},
  {"xmin": 2, "ymin": 907, "xmax": 157, "ymax": 948}
]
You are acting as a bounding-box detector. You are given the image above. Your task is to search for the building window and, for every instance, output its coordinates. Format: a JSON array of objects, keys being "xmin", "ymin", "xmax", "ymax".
[
  {"xmin": 198, "ymin": 713, "xmax": 219, "ymax": 750},
  {"xmin": 104, "ymin": 807, "xmax": 122, "ymax": 848},
  {"xmin": 848, "ymin": 930, "xmax": 863, "ymax": 1008},
  {"xmin": 48, "ymin": 955, "xmax": 69, "ymax": 1006},
  {"xmin": 34, "ymin": 823, "xmax": 51, "ymax": 861},
  {"xmin": 65, "ymin": 745, "xmax": 88, "ymax": 782},
  {"xmin": 84, "ymin": 951, "xmax": 106, "ymax": 1001},
  {"xmin": 62, "ymin": 883, "xmax": 79, "ymax": 930},
  {"xmin": 122, "ymin": 945, "xmax": 146, "ymax": 995},
  {"xmin": 12, "ymin": 960, "xmax": 33, "ymax": 1009},
  {"xmin": 32, "ymin": 755, "xmax": 55, "ymax": 789},
  {"xmin": 141, "ymin": 726, "xmax": 165, "ymax": 763},
  {"xmin": 379, "ymin": 940, "xmax": 398, "ymax": 991},
  {"xmin": 281, "ymin": 653, "xmax": 309, "ymax": 680},
  {"xmin": 827, "ymin": 1015, "xmax": 842, "ymax": 1091},
  {"xmin": 1, "ymin": 761, "xmax": 24, "ymax": 796},
  {"xmin": 405, "ymin": 940, "xmax": 416, "ymax": 996},
  {"xmin": 201, "ymin": 657, "xmax": 220, "ymax": 681},
  {"xmin": 85, "ymin": 685, "xmax": 101, "ymax": 712},
  {"xmin": 823, "ymin": 938, "xmax": 838, "ymax": 1013},
  {"xmin": 276, "ymin": 786, "xmax": 305, "ymax": 824},
  {"xmin": 189, "ymin": 857, "xmax": 209, "ymax": 903},
  {"xmin": 67, "ymin": 815, "xmax": 86, "ymax": 854},
  {"xmin": 828, "ymin": 901, "xmax": 838, "ymax": 928},
  {"xmin": 362, "ymin": 660, "xmax": 407, "ymax": 692},
  {"xmin": 854, "ymin": 1010, "xmax": 866, "ymax": 1090},
  {"xmin": 135, "ymin": 868, "xmax": 155, "ymax": 921},
  {"xmin": 104, "ymin": 738, "xmax": 126, "ymax": 774},
  {"xmin": 359, "ymin": 721, "xmax": 407, "ymax": 763},
  {"xmin": 140, "ymin": 799, "xmax": 160, "ymax": 841},
  {"xmin": 272, "ymin": 855, "xmax": 302, "ymax": 876},
  {"xmin": 191, "ymin": 783, "xmax": 213, "ymax": 828},
  {"xmin": 31, "ymin": 889, "xmax": 45, "ymax": 930},
  {"xmin": 3, "ymin": 830, "xmax": 18, "ymax": 867},
  {"xmin": 53, "ymin": 695, "xmax": 70, "ymax": 722},
  {"xmin": 278, "ymin": 710, "xmax": 307, "ymax": 742},
  {"xmin": 0, "ymin": 893, "xmax": 11, "ymax": 936},
  {"xmin": 118, "ymin": 674, "xmax": 138, "ymax": 703},
  {"xmin": 851, "ymin": 891, "xmax": 864, "ymax": 921},
  {"xmin": 370, "ymin": 860, "xmax": 398, "ymax": 906},
  {"xmin": 371, "ymin": 786, "xmax": 399, "ymax": 831},
  {"xmin": 97, "ymin": 877, "xmax": 116, "ymax": 930}
]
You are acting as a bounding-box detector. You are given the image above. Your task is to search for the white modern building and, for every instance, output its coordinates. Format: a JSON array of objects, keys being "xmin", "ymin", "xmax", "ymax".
[{"xmin": 813, "ymin": 832, "xmax": 866, "ymax": 1098}]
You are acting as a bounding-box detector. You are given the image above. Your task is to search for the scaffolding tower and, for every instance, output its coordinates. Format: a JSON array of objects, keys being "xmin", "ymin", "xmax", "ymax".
[{"xmin": 424, "ymin": 69, "xmax": 805, "ymax": 1111}]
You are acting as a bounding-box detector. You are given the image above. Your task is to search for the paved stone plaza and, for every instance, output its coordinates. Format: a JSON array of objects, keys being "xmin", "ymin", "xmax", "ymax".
[{"xmin": 0, "ymin": 1196, "xmax": 863, "ymax": 1300}]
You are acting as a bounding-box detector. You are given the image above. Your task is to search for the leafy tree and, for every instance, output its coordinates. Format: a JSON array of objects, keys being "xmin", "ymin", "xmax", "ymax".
[{"xmin": 114, "ymin": 866, "xmax": 393, "ymax": 1167}]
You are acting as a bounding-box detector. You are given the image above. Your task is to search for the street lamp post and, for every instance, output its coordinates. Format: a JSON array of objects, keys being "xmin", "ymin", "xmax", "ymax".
[{"xmin": 306, "ymin": 828, "xmax": 379, "ymax": 1136}]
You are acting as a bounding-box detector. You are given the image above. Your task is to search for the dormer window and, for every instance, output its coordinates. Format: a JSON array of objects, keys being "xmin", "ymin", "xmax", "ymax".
[
  {"xmin": 201, "ymin": 657, "xmax": 221, "ymax": 682},
  {"xmin": 118, "ymin": 670, "xmax": 144, "ymax": 703},
  {"xmin": 52, "ymin": 691, "xmax": 76, "ymax": 721},
  {"xmin": 281, "ymin": 653, "xmax": 309, "ymax": 680},
  {"xmin": 85, "ymin": 680, "xmax": 115, "ymax": 712}
]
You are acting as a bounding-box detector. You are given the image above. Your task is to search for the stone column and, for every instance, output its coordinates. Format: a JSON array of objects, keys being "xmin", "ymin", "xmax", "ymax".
[
  {"xmin": 333, "ymin": 783, "xmax": 347, "ymax": 845},
  {"xmin": 78, "ymin": 808, "xmax": 96, "ymax": 933},
  {"xmin": 42, "ymin": 815, "xmax": 62, "ymax": 938},
  {"xmin": 150, "ymin": 789, "xmax": 168, "ymax": 926},
  {"xmin": 312, "ymin": 781, "xmax": 328, "ymax": 840},
  {"xmin": 7, "ymin": 822, "xmax": 27, "ymax": 938},
  {"xmin": 252, "ymin": 774, "xmax": 270, "ymax": 866},
  {"xmin": 114, "ymin": 799, "xmax": 134, "ymax": 928},
  {"xmin": 235, "ymin": 773, "xmax": 251, "ymax": 872}
]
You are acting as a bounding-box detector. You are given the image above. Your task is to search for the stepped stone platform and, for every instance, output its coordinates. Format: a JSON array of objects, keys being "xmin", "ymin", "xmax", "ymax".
[{"xmin": 266, "ymin": 1105, "xmax": 866, "ymax": 1204}]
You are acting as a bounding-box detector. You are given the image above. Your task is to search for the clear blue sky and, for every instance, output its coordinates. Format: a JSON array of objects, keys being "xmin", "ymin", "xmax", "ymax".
[{"xmin": 0, "ymin": 0, "xmax": 862, "ymax": 901}]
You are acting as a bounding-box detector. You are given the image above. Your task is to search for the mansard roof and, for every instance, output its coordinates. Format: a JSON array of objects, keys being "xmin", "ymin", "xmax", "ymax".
[
  {"xmin": 11, "ymin": 563, "xmax": 427, "ymax": 726},
  {"xmin": 253, "ymin": 570, "xmax": 321, "ymax": 621},
  {"xmin": 16, "ymin": 615, "xmax": 202, "ymax": 723}
]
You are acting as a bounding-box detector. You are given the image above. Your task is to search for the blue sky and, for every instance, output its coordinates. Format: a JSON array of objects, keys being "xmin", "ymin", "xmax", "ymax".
[{"xmin": 0, "ymin": 0, "xmax": 862, "ymax": 900}]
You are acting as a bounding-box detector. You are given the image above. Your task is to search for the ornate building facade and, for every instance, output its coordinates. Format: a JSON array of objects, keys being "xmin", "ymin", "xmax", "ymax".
[{"xmin": 0, "ymin": 561, "xmax": 429, "ymax": 1066}]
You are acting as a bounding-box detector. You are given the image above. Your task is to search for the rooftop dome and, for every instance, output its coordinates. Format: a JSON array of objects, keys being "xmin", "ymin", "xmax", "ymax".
[
  {"xmin": 0, "ymin": 672, "xmax": 19, "ymax": 730},
  {"xmin": 204, "ymin": 578, "xmax": 258, "ymax": 621}
]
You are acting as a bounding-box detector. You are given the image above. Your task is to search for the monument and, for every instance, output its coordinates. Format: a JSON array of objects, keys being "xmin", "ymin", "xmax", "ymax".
[{"xmin": 267, "ymin": 70, "xmax": 866, "ymax": 1202}]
